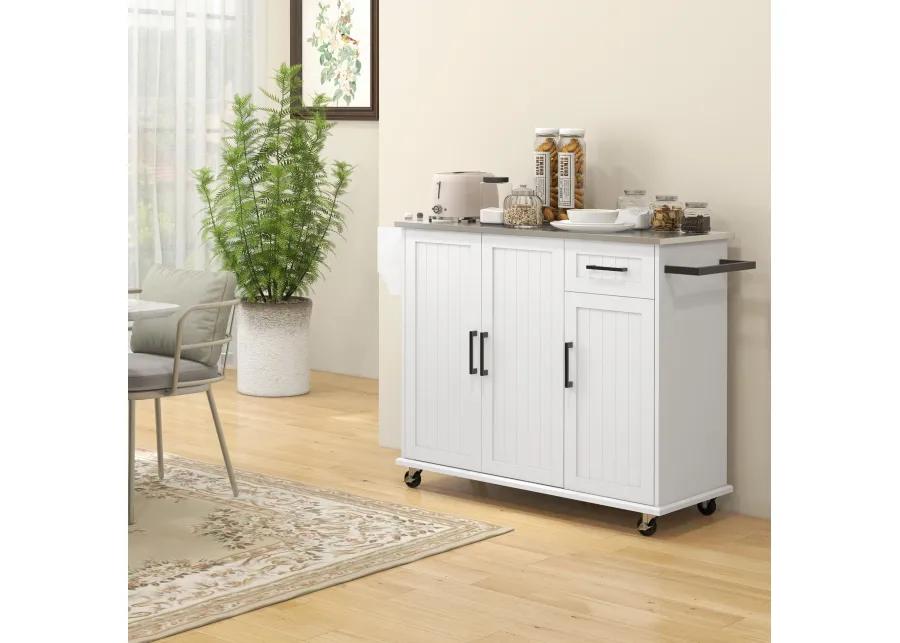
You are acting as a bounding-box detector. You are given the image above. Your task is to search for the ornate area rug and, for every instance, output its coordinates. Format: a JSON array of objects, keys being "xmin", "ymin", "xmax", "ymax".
[{"xmin": 128, "ymin": 452, "xmax": 510, "ymax": 642}]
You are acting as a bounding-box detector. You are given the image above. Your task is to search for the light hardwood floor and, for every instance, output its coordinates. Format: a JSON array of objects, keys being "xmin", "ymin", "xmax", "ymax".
[{"xmin": 134, "ymin": 371, "xmax": 770, "ymax": 643}]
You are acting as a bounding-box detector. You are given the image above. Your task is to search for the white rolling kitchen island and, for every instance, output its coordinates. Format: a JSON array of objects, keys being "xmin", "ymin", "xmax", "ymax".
[{"xmin": 394, "ymin": 220, "xmax": 754, "ymax": 535}]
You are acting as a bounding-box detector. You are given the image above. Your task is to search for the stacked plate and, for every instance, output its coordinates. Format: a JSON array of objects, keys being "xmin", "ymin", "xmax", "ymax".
[{"xmin": 550, "ymin": 209, "xmax": 635, "ymax": 233}]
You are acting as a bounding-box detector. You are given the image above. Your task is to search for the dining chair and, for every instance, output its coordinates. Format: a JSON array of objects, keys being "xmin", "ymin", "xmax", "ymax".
[{"xmin": 128, "ymin": 265, "xmax": 240, "ymax": 524}]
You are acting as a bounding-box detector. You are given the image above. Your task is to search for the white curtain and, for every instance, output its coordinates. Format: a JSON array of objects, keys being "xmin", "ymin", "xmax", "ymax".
[{"xmin": 128, "ymin": 0, "xmax": 265, "ymax": 288}]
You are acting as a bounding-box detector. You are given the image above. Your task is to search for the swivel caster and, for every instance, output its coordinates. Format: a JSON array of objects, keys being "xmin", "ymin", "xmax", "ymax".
[
  {"xmin": 403, "ymin": 468, "xmax": 423, "ymax": 488},
  {"xmin": 697, "ymin": 498, "xmax": 717, "ymax": 516},
  {"xmin": 636, "ymin": 514, "xmax": 658, "ymax": 537}
]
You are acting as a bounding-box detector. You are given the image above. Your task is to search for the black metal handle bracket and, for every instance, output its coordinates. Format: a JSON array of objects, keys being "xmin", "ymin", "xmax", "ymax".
[
  {"xmin": 468, "ymin": 330, "xmax": 477, "ymax": 375},
  {"xmin": 479, "ymin": 332, "xmax": 489, "ymax": 376},
  {"xmin": 664, "ymin": 259, "xmax": 756, "ymax": 276},
  {"xmin": 564, "ymin": 341, "xmax": 573, "ymax": 388},
  {"xmin": 586, "ymin": 264, "xmax": 628, "ymax": 272}
]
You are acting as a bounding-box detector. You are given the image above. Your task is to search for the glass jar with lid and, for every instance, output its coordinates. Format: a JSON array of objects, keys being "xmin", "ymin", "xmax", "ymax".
[
  {"xmin": 534, "ymin": 128, "xmax": 559, "ymax": 222},
  {"xmin": 557, "ymin": 128, "xmax": 585, "ymax": 217},
  {"xmin": 650, "ymin": 195, "xmax": 684, "ymax": 231},
  {"xmin": 617, "ymin": 189, "xmax": 651, "ymax": 210},
  {"xmin": 682, "ymin": 201, "xmax": 711, "ymax": 233},
  {"xmin": 503, "ymin": 184, "xmax": 543, "ymax": 228}
]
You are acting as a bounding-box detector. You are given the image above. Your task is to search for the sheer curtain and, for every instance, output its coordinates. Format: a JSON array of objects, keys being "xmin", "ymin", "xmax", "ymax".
[{"xmin": 128, "ymin": 0, "xmax": 266, "ymax": 288}]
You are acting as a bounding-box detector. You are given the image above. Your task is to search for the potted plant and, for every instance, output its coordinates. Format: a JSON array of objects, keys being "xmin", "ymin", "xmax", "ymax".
[{"xmin": 195, "ymin": 64, "xmax": 352, "ymax": 396}]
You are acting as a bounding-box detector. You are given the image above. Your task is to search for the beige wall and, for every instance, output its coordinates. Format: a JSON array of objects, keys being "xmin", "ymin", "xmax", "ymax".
[
  {"xmin": 378, "ymin": 0, "xmax": 770, "ymax": 516},
  {"xmin": 266, "ymin": 0, "xmax": 379, "ymax": 378}
]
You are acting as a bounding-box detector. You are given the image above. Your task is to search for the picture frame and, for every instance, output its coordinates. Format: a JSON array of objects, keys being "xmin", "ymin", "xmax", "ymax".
[{"xmin": 290, "ymin": 0, "xmax": 379, "ymax": 121}]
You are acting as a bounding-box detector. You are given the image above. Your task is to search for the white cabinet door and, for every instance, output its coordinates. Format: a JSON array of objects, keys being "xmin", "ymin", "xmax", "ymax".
[
  {"xmin": 564, "ymin": 292, "xmax": 655, "ymax": 504},
  {"xmin": 403, "ymin": 230, "xmax": 482, "ymax": 471},
  {"xmin": 481, "ymin": 235, "xmax": 565, "ymax": 486}
]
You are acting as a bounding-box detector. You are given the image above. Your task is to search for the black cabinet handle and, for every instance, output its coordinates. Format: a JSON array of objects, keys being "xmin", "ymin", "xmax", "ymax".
[
  {"xmin": 664, "ymin": 259, "xmax": 756, "ymax": 276},
  {"xmin": 564, "ymin": 341, "xmax": 573, "ymax": 388},
  {"xmin": 479, "ymin": 332, "xmax": 488, "ymax": 376},
  {"xmin": 468, "ymin": 330, "xmax": 477, "ymax": 375},
  {"xmin": 586, "ymin": 264, "xmax": 627, "ymax": 272}
]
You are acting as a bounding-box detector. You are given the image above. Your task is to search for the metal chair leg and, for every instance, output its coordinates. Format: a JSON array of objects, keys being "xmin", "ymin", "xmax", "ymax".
[
  {"xmin": 206, "ymin": 388, "xmax": 238, "ymax": 497},
  {"xmin": 154, "ymin": 398, "xmax": 164, "ymax": 480},
  {"xmin": 129, "ymin": 399, "xmax": 136, "ymax": 525}
]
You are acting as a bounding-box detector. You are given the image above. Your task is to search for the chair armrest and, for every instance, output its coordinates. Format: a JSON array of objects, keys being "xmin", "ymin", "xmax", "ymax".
[{"xmin": 171, "ymin": 299, "xmax": 241, "ymax": 390}]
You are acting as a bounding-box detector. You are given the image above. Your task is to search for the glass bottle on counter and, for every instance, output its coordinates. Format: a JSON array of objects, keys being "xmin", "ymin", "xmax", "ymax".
[
  {"xmin": 503, "ymin": 184, "xmax": 543, "ymax": 229},
  {"xmin": 650, "ymin": 195, "xmax": 684, "ymax": 231},
  {"xmin": 557, "ymin": 128, "xmax": 585, "ymax": 218},
  {"xmin": 534, "ymin": 128, "xmax": 559, "ymax": 222},
  {"xmin": 682, "ymin": 201, "xmax": 712, "ymax": 233},
  {"xmin": 617, "ymin": 189, "xmax": 651, "ymax": 210}
]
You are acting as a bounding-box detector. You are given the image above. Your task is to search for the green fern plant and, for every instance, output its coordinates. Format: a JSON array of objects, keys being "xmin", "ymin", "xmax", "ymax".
[{"xmin": 194, "ymin": 64, "xmax": 352, "ymax": 303}]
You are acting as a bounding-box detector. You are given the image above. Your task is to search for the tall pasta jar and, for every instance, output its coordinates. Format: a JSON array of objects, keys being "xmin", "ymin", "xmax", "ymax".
[
  {"xmin": 650, "ymin": 194, "xmax": 684, "ymax": 231},
  {"xmin": 617, "ymin": 189, "xmax": 651, "ymax": 210},
  {"xmin": 503, "ymin": 184, "xmax": 543, "ymax": 229},
  {"xmin": 534, "ymin": 128, "xmax": 559, "ymax": 222},
  {"xmin": 557, "ymin": 128, "xmax": 585, "ymax": 217}
]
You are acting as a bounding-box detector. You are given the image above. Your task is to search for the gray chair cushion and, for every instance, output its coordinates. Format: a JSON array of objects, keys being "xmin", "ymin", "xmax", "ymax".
[
  {"xmin": 130, "ymin": 265, "xmax": 236, "ymax": 366},
  {"xmin": 129, "ymin": 352, "xmax": 220, "ymax": 392}
]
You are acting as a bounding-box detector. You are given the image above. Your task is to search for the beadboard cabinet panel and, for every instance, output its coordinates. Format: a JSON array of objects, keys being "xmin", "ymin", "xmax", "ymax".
[
  {"xmin": 402, "ymin": 231, "xmax": 482, "ymax": 471},
  {"xmin": 564, "ymin": 292, "xmax": 655, "ymax": 504},
  {"xmin": 481, "ymin": 236, "xmax": 565, "ymax": 486}
]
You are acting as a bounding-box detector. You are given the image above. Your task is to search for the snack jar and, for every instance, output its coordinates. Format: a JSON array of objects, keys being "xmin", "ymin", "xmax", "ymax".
[
  {"xmin": 557, "ymin": 128, "xmax": 585, "ymax": 218},
  {"xmin": 534, "ymin": 128, "xmax": 559, "ymax": 222},
  {"xmin": 503, "ymin": 184, "xmax": 543, "ymax": 229},
  {"xmin": 650, "ymin": 195, "xmax": 684, "ymax": 231},
  {"xmin": 617, "ymin": 189, "xmax": 651, "ymax": 210}
]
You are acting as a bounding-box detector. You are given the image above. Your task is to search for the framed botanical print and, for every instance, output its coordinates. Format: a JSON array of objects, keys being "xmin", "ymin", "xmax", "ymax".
[{"xmin": 290, "ymin": 0, "xmax": 379, "ymax": 120}]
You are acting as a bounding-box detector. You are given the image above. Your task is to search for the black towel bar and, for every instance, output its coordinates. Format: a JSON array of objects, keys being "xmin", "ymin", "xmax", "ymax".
[{"xmin": 664, "ymin": 259, "xmax": 756, "ymax": 276}]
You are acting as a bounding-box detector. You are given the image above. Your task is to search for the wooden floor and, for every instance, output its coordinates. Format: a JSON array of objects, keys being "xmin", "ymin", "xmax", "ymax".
[{"xmin": 134, "ymin": 371, "xmax": 770, "ymax": 643}]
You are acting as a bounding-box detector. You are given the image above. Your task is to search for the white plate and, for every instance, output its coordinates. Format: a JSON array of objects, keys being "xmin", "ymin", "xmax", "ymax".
[{"xmin": 550, "ymin": 221, "xmax": 635, "ymax": 233}]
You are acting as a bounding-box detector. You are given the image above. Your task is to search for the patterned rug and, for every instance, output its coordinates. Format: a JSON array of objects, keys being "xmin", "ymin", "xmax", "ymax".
[{"xmin": 128, "ymin": 452, "xmax": 510, "ymax": 642}]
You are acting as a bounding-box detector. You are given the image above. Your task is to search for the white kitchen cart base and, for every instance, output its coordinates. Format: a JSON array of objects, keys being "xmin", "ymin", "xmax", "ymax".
[
  {"xmin": 397, "ymin": 457, "xmax": 731, "ymax": 535},
  {"xmin": 395, "ymin": 222, "xmax": 753, "ymax": 536}
]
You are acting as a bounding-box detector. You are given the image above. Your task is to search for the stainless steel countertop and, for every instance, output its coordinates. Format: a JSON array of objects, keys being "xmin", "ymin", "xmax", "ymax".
[{"xmin": 394, "ymin": 220, "xmax": 732, "ymax": 245}]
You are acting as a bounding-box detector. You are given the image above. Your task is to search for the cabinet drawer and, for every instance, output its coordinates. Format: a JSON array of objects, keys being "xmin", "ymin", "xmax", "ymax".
[{"xmin": 564, "ymin": 240, "xmax": 655, "ymax": 299}]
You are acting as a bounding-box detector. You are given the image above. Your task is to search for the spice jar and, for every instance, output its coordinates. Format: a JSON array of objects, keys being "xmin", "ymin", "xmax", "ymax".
[
  {"xmin": 650, "ymin": 195, "xmax": 684, "ymax": 231},
  {"xmin": 534, "ymin": 128, "xmax": 559, "ymax": 222},
  {"xmin": 617, "ymin": 189, "xmax": 651, "ymax": 210},
  {"xmin": 682, "ymin": 201, "xmax": 711, "ymax": 233},
  {"xmin": 557, "ymin": 128, "xmax": 585, "ymax": 219},
  {"xmin": 503, "ymin": 184, "xmax": 543, "ymax": 228}
]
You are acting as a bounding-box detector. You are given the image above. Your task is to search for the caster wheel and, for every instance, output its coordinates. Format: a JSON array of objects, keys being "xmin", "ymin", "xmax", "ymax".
[
  {"xmin": 637, "ymin": 516, "xmax": 658, "ymax": 537},
  {"xmin": 403, "ymin": 469, "xmax": 422, "ymax": 488},
  {"xmin": 697, "ymin": 498, "xmax": 717, "ymax": 516}
]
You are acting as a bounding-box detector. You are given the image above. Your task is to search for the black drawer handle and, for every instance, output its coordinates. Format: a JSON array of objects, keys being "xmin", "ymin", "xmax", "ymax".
[
  {"xmin": 586, "ymin": 264, "xmax": 627, "ymax": 272},
  {"xmin": 664, "ymin": 259, "xmax": 756, "ymax": 276},
  {"xmin": 468, "ymin": 330, "xmax": 477, "ymax": 375},
  {"xmin": 479, "ymin": 332, "xmax": 488, "ymax": 376},
  {"xmin": 564, "ymin": 341, "xmax": 573, "ymax": 388}
]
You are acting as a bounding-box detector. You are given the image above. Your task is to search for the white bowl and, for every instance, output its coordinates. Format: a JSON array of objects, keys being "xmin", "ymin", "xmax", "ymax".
[{"xmin": 567, "ymin": 209, "xmax": 618, "ymax": 224}]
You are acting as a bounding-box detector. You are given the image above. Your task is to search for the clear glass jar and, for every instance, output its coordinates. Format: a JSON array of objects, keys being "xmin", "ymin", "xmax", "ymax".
[
  {"xmin": 650, "ymin": 195, "xmax": 684, "ymax": 231},
  {"xmin": 503, "ymin": 184, "xmax": 543, "ymax": 228},
  {"xmin": 617, "ymin": 189, "xmax": 651, "ymax": 210},
  {"xmin": 534, "ymin": 128, "xmax": 559, "ymax": 222},
  {"xmin": 682, "ymin": 201, "xmax": 711, "ymax": 233},
  {"xmin": 557, "ymin": 128, "xmax": 585, "ymax": 217}
]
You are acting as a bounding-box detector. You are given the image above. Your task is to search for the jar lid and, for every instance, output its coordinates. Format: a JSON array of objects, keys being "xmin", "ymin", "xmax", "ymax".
[
  {"xmin": 534, "ymin": 128, "xmax": 558, "ymax": 136},
  {"xmin": 624, "ymin": 189, "xmax": 646, "ymax": 196},
  {"xmin": 483, "ymin": 176, "xmax": 509, "ymax": 183},
  {"xmin": 559, "ymin": 128, "xmax": 585, "ymax": 137},
  {"xmin": 685, "ymin": 201, "xmax": 708, "ymax": 208},
  {"xmin": 655, "ymin": 194, "xmax": 678, "ymax": 201},
  {"xmin": 511, "ymin": 184, "xmax": 536, "ymax": 195}
]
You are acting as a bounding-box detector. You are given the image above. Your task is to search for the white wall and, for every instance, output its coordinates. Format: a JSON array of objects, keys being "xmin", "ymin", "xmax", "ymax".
[
  {"xmin": 266, "ymin": 0, "xmax": 379, "ymax": 378},
  {"xmin": 378, "ymin": 0, "xmax": 770, "ymax": 517}
]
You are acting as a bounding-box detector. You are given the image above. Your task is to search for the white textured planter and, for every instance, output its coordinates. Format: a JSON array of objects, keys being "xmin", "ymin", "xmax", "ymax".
[{"xmin": 236, "ymin": 298, "xmax": 312, "ymax": 397}]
